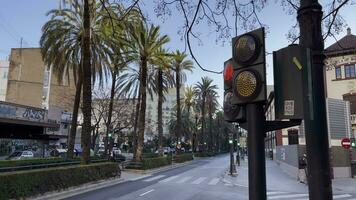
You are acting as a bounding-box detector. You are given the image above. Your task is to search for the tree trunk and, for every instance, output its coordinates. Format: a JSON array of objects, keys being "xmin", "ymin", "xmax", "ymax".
[
  {"xmin": 81, "ymin": 0, "xmax": 92, "ymax": 164},
  {"xmin": 176, "ymin": 68, "xmax": 181, "ymax": 143},
  {"xmin": 157, "ymin": 69, "xmax": 163, "ymax": 155},
  {"xmin": 201, "ymin": 95, "xmax": 206, "ymax": 151},
  {"xmin": 105, "ymin": 70, "xmax": 117, "ymax": 158},
  {"xmin": 133, "ymin": 88, "xmax": 141, "ymax": 159},
  {"xmin": 208, "ymin": 102, "xmax": 213, "ymax": 152},
  {"xmin": 67, "ymin": 73, "xmax": 82, "ymax": 159},
  {"xmin": 135, "ymin": 57, "xmax": 148, "ymax": 162}
]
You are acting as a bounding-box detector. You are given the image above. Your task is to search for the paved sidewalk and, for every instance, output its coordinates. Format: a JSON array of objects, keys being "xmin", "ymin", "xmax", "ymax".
[{"xmin": 222, "ymin": 158, "xmax": 356, "ymax": 194}]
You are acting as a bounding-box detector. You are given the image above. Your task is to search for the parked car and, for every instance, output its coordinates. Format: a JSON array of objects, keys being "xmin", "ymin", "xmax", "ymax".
[
  {"xmin": 6, "ymin": 151, "xmax": 34, "ymax": 160},
  {"xmin": 155, "ymin": 147, "xmax": 174, "ymax": 154}
]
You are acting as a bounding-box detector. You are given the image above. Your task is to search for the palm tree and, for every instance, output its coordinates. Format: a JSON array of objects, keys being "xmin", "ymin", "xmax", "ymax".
[
  {"xmin": 151, "ymin": 48, "xmax": 174, "ymax": 154},
  {"xmin": 40, "ymin": 1, "xmax": 112, "ymax": 161},
  {"xmin": 206, "ymin": 89, "xmax": 219, "ymax": 151},
  {"xmin": 123, "ymin": 22, "xmax": 170, "ymax": 162},
  {"xmin": 181, "ymin": 86, "xmax": 196, "ymax": 144},
  {"xmin": 194, "ymin": 77, "xmax": 218, "ymax": 151},
  {"xmin": 172, "ymin": 51, "xmax": 193, "ymax": 143}
]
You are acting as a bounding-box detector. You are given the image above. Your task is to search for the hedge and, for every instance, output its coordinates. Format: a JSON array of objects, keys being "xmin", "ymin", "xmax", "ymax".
[
  {"xmin": 0, "ymin": 162, "xmax": 119, "ymax": 200},
  {"xmin": 194, "ymin": 152, "xmax": 218, "ymax": 157},
  {"xmin": 126, "ymin": 156, "xmax": 172, "ymax": 170},
  {"xmin": 141, "ymin": 153, "xmax": 159, "ymax": 159},
  {"xmin": 173, "ymin": 153, "xmax": 193, "ymax": 163},
  {"xmin": 0, "ymin": 157, "xmax": 64, "ymax": 168}
]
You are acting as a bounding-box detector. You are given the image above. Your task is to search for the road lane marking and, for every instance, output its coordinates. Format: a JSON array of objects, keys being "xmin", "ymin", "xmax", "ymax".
[
  {"xmin": 268, "ymin": 193, "xmax": 308, "ymax": 199},
  {"xmin": 191, "ymin": 177, "xmax": 207, "ymax": 184},
  {"xmin": 159, "ymin": 175, "xmax": 179, "ymax": 183},
  {"xmin": 143, "ymin": 175, "xmax": 165, "ymax": 182},
  {"xmin": 176, "ymin": 176, "xmax": 192, "ymax": 183},
  {"xmin": 333, "ymin": 194, "xmax": 352, "ymax": 199},
  {"xmin": 208, "ymin": 178, "xmax": 220, "ymax": 185},
  {"xmin": 294, "ymin": 194, "xmax": 352, "ymax": 200},
  {"xmin": 266, "ymin": 192, "xmax": 288, "ymax": 195},
  {"xmin": 139, "ymin": 189, "xmax": 155, "ymax": 197}
]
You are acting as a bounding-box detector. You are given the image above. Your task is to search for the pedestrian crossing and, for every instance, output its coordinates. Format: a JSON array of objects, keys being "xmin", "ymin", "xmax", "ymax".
[
  {"xmin": 266, "ymin": 191, "xmax": 355, "ymax": 200},
  {"xmin": 141, "ymin": 175, "xmax": 356, "ymax": 199}
]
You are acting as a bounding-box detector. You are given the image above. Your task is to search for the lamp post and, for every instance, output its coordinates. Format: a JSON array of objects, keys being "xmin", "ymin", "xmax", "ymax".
[{"xmin": 194, "ymin": 113, "xmax": 198, "ymax": 152}]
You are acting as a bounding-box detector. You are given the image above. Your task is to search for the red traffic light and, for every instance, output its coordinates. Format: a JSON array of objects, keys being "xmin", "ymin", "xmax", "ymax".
[{"xmin": 224, "ymin": 62, "xmax": 234, "ymax": 81}]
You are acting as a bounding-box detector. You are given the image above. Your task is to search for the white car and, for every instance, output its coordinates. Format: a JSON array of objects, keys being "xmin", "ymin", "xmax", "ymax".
[{"xmin": 7, "ymin": 151, "xmax": 34, "ymax": 160}]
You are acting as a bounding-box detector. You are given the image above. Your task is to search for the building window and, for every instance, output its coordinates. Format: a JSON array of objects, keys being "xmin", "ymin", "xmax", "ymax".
[
  {"xmin": 3, "ymin": 72, "xmax": 7, "ymax": 79},
  {"xmin": 288, "ymin": 129, "xmax": 299, "ymax": 145},
  {"xmin": 335, "ymin": 67, "xmax": 342, "ymax": 79},
  {"xmin": 345, "ymin": 64, "xmax": 356, "ymax": 78}
]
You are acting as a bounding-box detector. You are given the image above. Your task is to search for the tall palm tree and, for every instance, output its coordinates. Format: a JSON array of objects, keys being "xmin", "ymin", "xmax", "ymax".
[
  {"xmin": 123, "ymin": 22, "xmax": 170, "ymax": 162},
  {"xmin": 194, "ymin": 77, "xmax": 218, "ymax": 151},
  {"xmin": 172, "ymin": 51, "xmax": 193, "ymax": 143},
  {"xmin": 40, "ymin": 1, "xmax": 111, "ymax": 161},
  {"xmin": 206, "ymin": 89, "xmax": 219, "ymax": 151},
  {"xmin": 151, "ymin": 48, "xmax": 174, "ymax": 154},
  {"xmin": 182, "ymin": 86, "xmax": 196, "ymax": 144}
]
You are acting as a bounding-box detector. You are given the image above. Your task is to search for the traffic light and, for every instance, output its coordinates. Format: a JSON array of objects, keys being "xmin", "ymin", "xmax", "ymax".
[
  {"xmin": 351, "ymin": 138, "xmax": 356, "ymax": 148},
  {"xmin": 231, "ymin": 27, "xmax": 266, "ymax": 105},
  {"xmin": 108, "ymin": 133, "xmax": 112, "ymax": 138},
  {"xmin": 223, "ymin": 59, "xmax": 245, "ymax": 122}
]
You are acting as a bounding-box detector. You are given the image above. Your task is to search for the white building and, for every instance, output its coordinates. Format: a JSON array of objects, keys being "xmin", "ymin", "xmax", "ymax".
[
  {"xmin": 145, "ymin": 86, "xmax": 184, "ymax": 141},
  {"xmin": 0, "ymin": 60, "xmax": 9, "ymax": 101}
]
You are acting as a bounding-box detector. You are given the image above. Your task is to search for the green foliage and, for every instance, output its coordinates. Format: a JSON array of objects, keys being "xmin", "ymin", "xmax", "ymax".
[
  {"xmin": 173, "ymin": 153, "xmax": 193, "ymax": 163},
  {"xmin": 141, "ymin": 156, "xmax": 172, "ymax": 170},
  {"xmin": 0, "ymin": 162, "xmax": 119, "ymax": 200},
  {"xmin": 126, "ymin": 156, "xmax": 172, "ymax": 170},
  {"xmin": 142, "ymin": 153, "xmax": 159, "ymax": 159},
  {"xmin": 0, "ymin": 157, "xmax": 65, "ymax": 168},
  {"xmin": 194, "ymin": 152, "xmax": 218, "ymax": 157}
]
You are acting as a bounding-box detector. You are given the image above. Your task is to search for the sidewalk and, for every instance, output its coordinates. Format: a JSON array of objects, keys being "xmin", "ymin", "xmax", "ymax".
[{"xmin": 222, "ymin": 158, "xmax": 356, "ymax": 194}]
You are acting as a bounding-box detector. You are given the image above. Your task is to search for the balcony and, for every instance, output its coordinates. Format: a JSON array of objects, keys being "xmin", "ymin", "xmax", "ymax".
[{"xmin": 351, "ymin": 114, "xmax": 356, "ymax": 124}]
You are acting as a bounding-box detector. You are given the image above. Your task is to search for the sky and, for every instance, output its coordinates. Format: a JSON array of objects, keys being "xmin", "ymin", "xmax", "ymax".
[{"xmin": 0, "ymin": 0, "xmax": 355, "ymax": 105}]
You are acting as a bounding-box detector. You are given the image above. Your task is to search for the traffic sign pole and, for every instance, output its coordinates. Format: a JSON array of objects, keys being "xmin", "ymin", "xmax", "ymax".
[{"xmin": 247, "ymin": 103, "xmax": 267, "ymax": 200}]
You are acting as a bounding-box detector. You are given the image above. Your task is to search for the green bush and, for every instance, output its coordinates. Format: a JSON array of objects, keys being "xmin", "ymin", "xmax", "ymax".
[
  {"xmin": 0, "ymin": 157, "xmax": 65, "ymax": 168},
  {"xmin": 0, "ymin": 162, "xmax": 119, "ymax": 200},
  {"xmin": 194, "ymin": 152, "xmax": 217, "ymax": 157},
  {"xmin": 173, "ymin": 153, "xmax": 193, "ymax": 163},
  {"xmin": 141, "ymin": 153, "xmax": 159, "ymax": 159},
  {"xmin": 142, "ymin": 156, "xmax": 172, "ymax": 170}
]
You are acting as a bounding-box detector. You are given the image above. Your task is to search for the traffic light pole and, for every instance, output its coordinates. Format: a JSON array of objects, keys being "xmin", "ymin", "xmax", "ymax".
[
  {"xmin": 298, "ymin": 1, "xmax": 332, "ymax": 199},
  {"xmin": 246, "ymin": 103, "xmax": 266, "ymax": 200}
]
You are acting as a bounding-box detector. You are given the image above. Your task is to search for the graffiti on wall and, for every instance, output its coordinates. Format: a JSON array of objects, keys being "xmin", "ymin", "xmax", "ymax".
[{"xmin": 0, "ymin": 102, "xmax": 47, "ymax": 122}]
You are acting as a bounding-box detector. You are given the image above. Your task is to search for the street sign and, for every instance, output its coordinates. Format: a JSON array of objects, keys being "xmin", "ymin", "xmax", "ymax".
[
  {"xmin": 273, "ymin": 45, "xmax": 311, "ymax": 120},
  {"xmin": 341, "ymin": 138, "xmax": 351, "ymax": 149}
]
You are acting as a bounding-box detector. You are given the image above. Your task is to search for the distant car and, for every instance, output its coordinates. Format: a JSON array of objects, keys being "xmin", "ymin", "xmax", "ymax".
[
  {"xmin": 6, "ymin": 151, "xmax": 34, "ymax": 160},
  {"xmin": 155, "ymin": 147, "xmax": 175, "ymax": 154}
]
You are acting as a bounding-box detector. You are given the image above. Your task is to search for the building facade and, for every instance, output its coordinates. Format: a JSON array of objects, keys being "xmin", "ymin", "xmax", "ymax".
[
  {"xmin": 5, "ymin": 48, "xmax": 76, "ymax": 148},
  {"xmin": 0, "ymin": 60, "xmax": 9, "ymax": 101},
  {"xmin": 145, "ymin": 86, "xmax": 184, "ymax": 141}
]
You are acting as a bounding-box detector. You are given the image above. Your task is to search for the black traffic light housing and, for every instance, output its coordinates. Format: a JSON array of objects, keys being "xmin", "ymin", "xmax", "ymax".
[
  {"xmin": 351, "ymin": 138, "xmax": 356, "ymax": 149},
  {"xmin": 231, "ymin": 27, "xmax": 267, "ymax": 105},
  {"xmin": 223, "ymin": 59, "xmax": 246, "ymax": 123}
]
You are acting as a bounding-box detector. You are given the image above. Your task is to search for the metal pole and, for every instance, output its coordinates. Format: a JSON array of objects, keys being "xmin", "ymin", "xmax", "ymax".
[
  {"xmin": 230, "ymin": 139, "xmax": 235, "ymax": 175},
  {"xmin": 247, "ymin": 103, "xmax": 266, "ymax": 200},
  {"xmin": 298, "ymin": 1, "xmax": 332, "ymax": 199}
]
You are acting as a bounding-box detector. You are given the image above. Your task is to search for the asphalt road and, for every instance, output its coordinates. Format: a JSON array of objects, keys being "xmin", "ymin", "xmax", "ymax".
[{"xmin": 65, "ymin": 155, "xmax": 356, "ymax": 200}]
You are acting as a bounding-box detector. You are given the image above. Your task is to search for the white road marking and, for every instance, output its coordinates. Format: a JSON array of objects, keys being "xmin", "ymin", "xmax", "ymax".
[
  {"xmin": 143, "ymin": 175, "xmax": 165, "ymax": 182},
  {"xmin": 294, "ymin": 194, "xmax": 352, "ymax": 200},
  {"xmin": 268, "ymin": 193, "xmax": 308, "ymax": 199},
  {"xmin": 234, "ymin": 183, "xmax": 248, "ymax": 187},
  {"xmin": 191, "ymin": 177, "xmax": 207, "ymax": 184},
  {"xmin": 139, "ymin": 189, "xmax": 155, "ymax": 197},
  {"xmin": 159, "ymin": 175, "xmax": 180, "ymax": 183},
  {"xmin": 208, "ymin": 178, "xmax": 220, "ymax": 185},
  {"xmin": 266, "ymin": 192, "xmax": 288, "ymax": 195},
  {"xmin": 176, "ymin": 176, "xmax": 192, "ymax": 183},
  {"xmin": 333, "ymin": 194, "xmax": 352, "ymax": 199}
]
